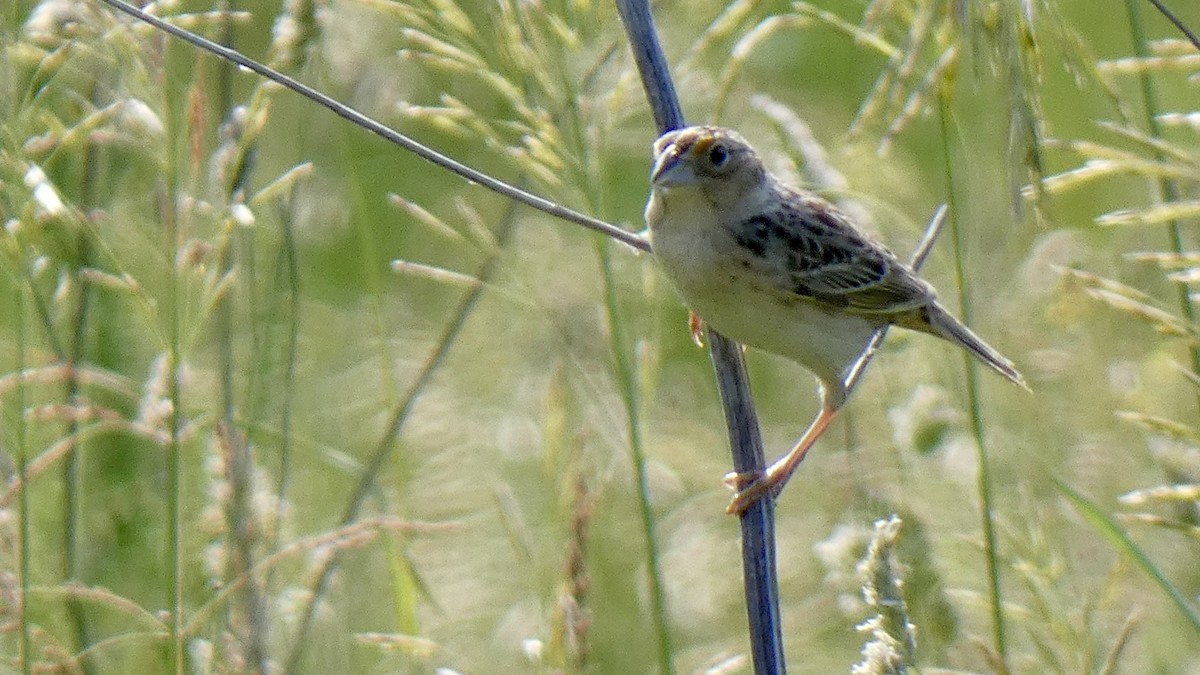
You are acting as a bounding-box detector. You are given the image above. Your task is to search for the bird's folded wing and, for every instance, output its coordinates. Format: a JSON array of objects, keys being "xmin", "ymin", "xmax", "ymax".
[{"xmin": 729, "ymin": 194, "xmax": 936, "ymax": 315}]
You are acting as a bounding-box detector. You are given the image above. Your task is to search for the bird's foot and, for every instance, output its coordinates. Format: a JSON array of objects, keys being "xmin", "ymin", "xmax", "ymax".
[
  {"xmin": 722, "ymin": 407, "xmax": 837, "ymax": 515},
  {"xmin": 723, "ymin": 469, "xmax": 778, "ymax": 515},
  {"xmin": 688, "ymin": 311, "xmax": 705, "ymax": 348}
]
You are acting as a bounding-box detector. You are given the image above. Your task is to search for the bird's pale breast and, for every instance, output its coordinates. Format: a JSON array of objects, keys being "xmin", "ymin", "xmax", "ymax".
[{"xmin": 648, "ymin": 189, "xmax": 880, "ymax": 393}]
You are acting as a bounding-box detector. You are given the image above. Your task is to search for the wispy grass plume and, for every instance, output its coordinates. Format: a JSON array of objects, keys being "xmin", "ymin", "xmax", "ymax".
[{"xmin": 852, "ymin": 516, "xmax": 917, "ymax": 675}]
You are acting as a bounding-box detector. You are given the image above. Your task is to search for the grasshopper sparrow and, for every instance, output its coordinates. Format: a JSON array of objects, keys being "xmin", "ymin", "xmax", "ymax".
[{"xmin": 644, "ymin": 126, "xmax": 1025, "ymax": 514}]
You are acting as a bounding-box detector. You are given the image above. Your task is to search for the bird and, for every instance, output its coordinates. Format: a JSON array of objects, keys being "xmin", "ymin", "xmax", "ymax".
[{"xmin": 644, "ymin": 125, "xmax": 1026, "ymax": 515}]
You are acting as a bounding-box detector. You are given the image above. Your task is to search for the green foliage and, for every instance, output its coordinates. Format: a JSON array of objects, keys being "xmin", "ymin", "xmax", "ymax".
[{"xmin": 0, "ymin": 0, "xmax": 1198, "ymax": 673}]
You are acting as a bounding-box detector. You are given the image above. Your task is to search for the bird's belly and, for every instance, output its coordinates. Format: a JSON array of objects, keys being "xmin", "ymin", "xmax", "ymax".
[
  {"xmin": 659, "ymin": 248, "xmax": 879, "ymax": 386},
  {"xmin": 700, "ymin": 286, "xmax": 877, "ymax": 384}
]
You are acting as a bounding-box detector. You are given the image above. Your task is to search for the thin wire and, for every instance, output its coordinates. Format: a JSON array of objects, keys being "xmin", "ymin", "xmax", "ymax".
[
  {"xmin": 94, "ymin": 0, "xmax": 651, "ymax": 253},
  {"xmin": 1146, "ymin": 0, "xmax": 1200, "ymax": 50}
]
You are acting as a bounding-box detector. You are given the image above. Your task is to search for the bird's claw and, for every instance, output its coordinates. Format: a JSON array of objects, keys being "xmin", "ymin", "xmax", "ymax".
[
  {"xmin": 688, "ymin": 311, "xmax": 705, "ymax": 348},
  {"xmin": 723, "ymin": 469, "xmax": 776, "ymax": 515}
]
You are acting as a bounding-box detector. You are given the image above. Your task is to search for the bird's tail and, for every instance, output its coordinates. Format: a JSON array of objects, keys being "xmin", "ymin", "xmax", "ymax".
[{"xmin": 908, "ymin": 303, "xmax": 1028, "ymax": 389}]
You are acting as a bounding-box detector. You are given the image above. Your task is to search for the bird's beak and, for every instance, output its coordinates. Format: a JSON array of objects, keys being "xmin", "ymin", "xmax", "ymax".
[{"xmin": 650, "ymin": 142, "xmax": 686, "ymax": 186}]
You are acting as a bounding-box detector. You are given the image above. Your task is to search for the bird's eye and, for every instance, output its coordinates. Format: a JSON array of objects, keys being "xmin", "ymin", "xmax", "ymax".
[{"xmin": 708, "ymin": 143, "xmax": 728, "ymax": 168}]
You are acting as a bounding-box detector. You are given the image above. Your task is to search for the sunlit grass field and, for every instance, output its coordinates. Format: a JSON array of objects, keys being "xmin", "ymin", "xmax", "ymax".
[{"xmin": 2, "ymin": 0, "xmax": 1199, "ymax": 672}]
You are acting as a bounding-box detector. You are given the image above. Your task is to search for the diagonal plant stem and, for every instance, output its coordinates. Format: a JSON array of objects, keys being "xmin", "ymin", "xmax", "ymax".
[
  {"xmin": 703, "ymin": 332, "xmax": 782, "ymax": 674},
  {"xmin": 1145, "ymin": 0, "xmax": 1200, "ymax": 49},
  {"xmin": 843, "ymin": 206, "xmax": 946, "ymax": 398},
  {"xmin": 615, "ymin": 1, "xmax": 783, "ymax": 672},
  {"xmin": 92, "ymin": 0, "xmax": 649, "ymax": 254},
  {"xmin": 1055, "ymin": 477, "xmax": 1200, "ymax": 632}
]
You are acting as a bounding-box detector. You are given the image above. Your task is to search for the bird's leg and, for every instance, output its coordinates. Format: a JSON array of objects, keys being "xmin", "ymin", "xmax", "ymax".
[
  {"xmin": 725, "ymin": 405, "xmax": 840, "ymax": 515},
  {"xmin": 688, "ymin": 310, "xmax": 705, "ymax": 347}
]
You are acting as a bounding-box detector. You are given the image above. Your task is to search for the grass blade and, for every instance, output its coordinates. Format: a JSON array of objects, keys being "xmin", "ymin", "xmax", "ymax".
[{"xmin": 1054, "ymin": 477, "xmax": 1200, "ymax": 632}]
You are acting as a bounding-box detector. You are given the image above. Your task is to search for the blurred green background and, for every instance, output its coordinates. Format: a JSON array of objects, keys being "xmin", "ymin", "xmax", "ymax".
[{"xmin": 2, "ymin": 0, "xmax": 1199, "ymax": 672}]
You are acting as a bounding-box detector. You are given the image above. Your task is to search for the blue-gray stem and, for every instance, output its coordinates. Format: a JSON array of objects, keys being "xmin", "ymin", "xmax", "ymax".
[{"xmin": 614, "ymin": 2, "xmax": 785, "ymax": 673}]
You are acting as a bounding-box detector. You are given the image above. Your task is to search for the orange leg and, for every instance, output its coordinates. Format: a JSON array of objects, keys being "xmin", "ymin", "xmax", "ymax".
[
  {"xmin": 688, "ymin": 311, "xmax": 705, "ymax": 348},
  {"xmin": 725, "ymin": 405, "xmax": 840, "ymax": 515}
]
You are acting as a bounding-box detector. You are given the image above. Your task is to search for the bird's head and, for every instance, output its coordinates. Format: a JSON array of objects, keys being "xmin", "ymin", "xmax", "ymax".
[{"xmin": 649, "ymin": 126, "xmax": 765, "ymax": 201}]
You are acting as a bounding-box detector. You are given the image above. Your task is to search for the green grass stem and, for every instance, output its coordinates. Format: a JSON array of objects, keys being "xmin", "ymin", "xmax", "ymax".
[
  {"xmin": 1123, "ymin": 0, "xmax": 1200, "ymax": 409},
  {"xmin": 16, "ymin": 229, "xmax": 32, "ymax": 675},
  {"xmin": 1055, "ymin": 477, "xmax": 1200, "ymax": 632},
  {"xmin": 159, "ymin": 38, "xmax": 186, "ymax": 675},
  {"xmin": 937, "ymin": 92, "xmax": 1009, "ymax": 673},
  {"xmin": 595, "ymin": 238, "xmax": 674, "ymax": 674}
]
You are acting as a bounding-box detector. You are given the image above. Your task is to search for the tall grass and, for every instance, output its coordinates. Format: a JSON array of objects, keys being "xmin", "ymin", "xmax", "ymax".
[{"xmin": 1, "ymin": 0, "xmax": 1198, "ymax": 672}]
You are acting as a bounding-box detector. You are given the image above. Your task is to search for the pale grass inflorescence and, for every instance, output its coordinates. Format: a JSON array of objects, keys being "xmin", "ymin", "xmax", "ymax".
[
  {"xmin": 851, "ymin": 516, "xmax": 916, "ymax": 675},
  {"xmin": 1038, "ymin": 29, "xmax": 1200, "ymax": 539}
]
